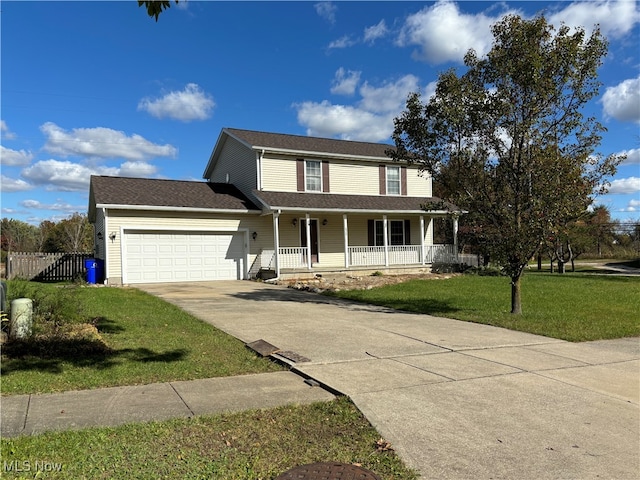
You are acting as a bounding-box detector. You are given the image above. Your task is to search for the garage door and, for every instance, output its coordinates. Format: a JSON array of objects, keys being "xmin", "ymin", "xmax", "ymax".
[{"xmin": 124, "ymin": 231, "xmax": 245, "ymax": 283}]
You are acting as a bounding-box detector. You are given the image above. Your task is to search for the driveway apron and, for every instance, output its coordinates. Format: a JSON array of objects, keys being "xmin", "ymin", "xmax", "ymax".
[{"xmin": 137, "ymin": 281, "xmax": 640, "ymax": 480}]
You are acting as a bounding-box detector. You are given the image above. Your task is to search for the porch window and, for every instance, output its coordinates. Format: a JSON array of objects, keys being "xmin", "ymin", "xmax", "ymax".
[
  {"xmin": 386, "ymin": 166, "xmax": 401, "ymax": 195},
  {"xmin": 373, "ymin": 219, "xmax": 409, "ymax": 246},
  {"xmin": 306, "ymin": 160, "xmax": 322, "ymax": 191}
]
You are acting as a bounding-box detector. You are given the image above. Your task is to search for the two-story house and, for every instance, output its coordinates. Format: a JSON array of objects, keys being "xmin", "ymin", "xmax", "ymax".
[{"xmin": 88, "ymin": 128, "xmax": 461, "ymax": 285}]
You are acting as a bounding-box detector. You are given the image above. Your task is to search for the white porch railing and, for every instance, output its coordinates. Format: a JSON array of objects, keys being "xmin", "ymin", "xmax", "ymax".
[
  {"xmin": 277, "ymin": 247, "xmax": 309, "ymax": 269},
  {"xmin": 348, "ymin": 244, "xmax": 455, "ymax": 267},
  {"xmin": 270, "ymin": 244, "xmax": 458, "ymax": 271}
]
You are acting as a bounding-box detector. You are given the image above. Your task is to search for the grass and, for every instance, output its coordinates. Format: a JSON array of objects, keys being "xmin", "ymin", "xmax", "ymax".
[
  {"xmin": 1, "ymin": 282, "xmax": 282, "ymax": 395},
  {"xmin": 328, "ymin": 272, "xmax": 640, "ymax": 342},
  {"xmin": 0, "ymin": 397, "xmax": 417, "ymax": 480}
]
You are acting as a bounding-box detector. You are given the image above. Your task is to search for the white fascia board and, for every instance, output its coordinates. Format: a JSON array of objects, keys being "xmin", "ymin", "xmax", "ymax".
[
  {"xmin": 262, "ymin": 206, "xmax": 456, "ymax": 215},
  {"xmin": 97, "ymin": 204, "xmax": 262, "ymax": 215},
  {"xmin": 252, "ymin": 146, "xmax": 391, "ymax": 163}
]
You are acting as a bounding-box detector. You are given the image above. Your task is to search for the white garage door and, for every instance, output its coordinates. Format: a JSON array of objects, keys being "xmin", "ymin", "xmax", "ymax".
[{"xmin": 124, "ymin": 231, "xmax": 245, "ymax": 283}]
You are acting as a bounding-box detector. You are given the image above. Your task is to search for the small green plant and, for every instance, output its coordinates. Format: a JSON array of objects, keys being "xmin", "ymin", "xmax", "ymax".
[{"xmin": 371, "ymin": 271, "xmax": 384, "ymax": 276}]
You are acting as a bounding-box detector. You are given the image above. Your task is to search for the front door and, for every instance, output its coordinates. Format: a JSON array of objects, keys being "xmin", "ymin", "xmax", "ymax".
[{"xmin": 300, "ymin": 219, "xmax": 319, "ymax": 264}]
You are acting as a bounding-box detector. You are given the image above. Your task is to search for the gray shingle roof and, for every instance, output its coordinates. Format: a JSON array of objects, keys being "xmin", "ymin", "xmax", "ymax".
[
  {"xmin": 225, "ymin": 128, "xmax": 394, "ymax": 159},
  {"xmin": 253, "ymin": 190, "xmax": 459, "ymax": 214},
  {"xmin": 90, "ymin": 176, "xmax": 260, "ymax": 211}
]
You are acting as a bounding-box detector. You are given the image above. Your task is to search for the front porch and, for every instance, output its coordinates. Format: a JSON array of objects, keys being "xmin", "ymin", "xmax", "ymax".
[{"xmin": 252, "ymin": 212, "xmax": 460, "ymax": 279}]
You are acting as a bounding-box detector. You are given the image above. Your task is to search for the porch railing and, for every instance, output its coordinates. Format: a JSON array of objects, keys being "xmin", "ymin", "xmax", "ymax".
[
  {"xmin": 277, "ymin": 247, "xmax": 309, "ymax": 269},
  {"xmin": 272, "ymin": 244, "xmax": 458, "ymax": 270}
]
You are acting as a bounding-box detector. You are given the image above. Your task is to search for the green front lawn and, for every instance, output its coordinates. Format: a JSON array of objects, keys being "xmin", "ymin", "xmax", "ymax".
[
  {"xmin": 329, "ymin": 272, "xmax": 640, "ymax": 342},
  {"xmin": 0, "ymin": 397, "xmax": 417, "ymax": 480},
  {"xmin": 1, "ymin": 283, "xmax": 282, "ymax": 395}
]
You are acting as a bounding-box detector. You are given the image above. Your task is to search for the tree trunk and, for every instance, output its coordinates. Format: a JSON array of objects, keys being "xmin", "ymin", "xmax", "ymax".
[
  {"xmin": 511, "ymin": 275, "xmax": 522, "ymax": 315},
  {"xmin": 537, "ymin": 254, "xmax": 542, "ymax": 270},
  {"xmin": 558, "ymin": 260, "xmax": 565, "ymax": 274}
]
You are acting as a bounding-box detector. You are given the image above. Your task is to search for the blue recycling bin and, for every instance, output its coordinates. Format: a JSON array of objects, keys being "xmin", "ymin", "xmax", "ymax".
[{"xmin": 85, "ymin": 258, "xmax": 98, "ymax": 284}]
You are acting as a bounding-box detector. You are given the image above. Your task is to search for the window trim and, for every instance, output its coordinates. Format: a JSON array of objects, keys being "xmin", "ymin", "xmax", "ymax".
[
  {"xmin": 305, "ymin": 160, "xmax": 322, "ymax": 192},
  {"xmin": 386, "ymin": 165, "xmax": 401, "ymax": 196}
]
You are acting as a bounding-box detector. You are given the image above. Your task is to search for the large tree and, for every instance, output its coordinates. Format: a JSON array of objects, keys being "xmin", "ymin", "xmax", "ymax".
[{"xmin": 388, "ymin": 15, "xmax": 622, "ymax": 314}]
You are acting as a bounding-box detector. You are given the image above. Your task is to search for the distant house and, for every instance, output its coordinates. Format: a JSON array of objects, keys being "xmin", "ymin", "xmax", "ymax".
[{"xmin": 88, "ymin": 128, "xmax": 461, "ymax": 285}]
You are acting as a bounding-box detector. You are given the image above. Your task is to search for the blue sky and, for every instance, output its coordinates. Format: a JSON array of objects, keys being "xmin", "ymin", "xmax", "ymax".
[{"xmin": 1, "ymin": 1, "xmax": 639, "ymax": 225}]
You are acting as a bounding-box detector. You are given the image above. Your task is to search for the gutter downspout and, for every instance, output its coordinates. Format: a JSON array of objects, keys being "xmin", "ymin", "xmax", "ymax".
[
  {"xmin": 256, "ymin": 149, "xmax": 264, "ymax": 191},
  {"xmin": 273, "ymin": 210, "xmax": 281, "ymax": 280},
  {"xmin": 103, "ymin": 208, "xmax": 108, "ymax": 284}
]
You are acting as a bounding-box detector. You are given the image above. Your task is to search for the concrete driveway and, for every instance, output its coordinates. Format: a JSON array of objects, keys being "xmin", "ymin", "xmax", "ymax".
[{"xmin": 137, "ymin": 280, "xmax": 640, "ymax": 479}]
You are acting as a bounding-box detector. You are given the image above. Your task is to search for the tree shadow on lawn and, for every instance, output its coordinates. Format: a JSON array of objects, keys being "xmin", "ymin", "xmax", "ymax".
[{"xmin": 1, "ymin": 338, "xmax": 189, "ymax": 375}]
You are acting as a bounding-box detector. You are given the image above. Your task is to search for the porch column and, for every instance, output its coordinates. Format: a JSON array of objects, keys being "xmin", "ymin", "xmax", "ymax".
[
  {"xmin": 343, "ymin": 214, "xmax": 349, "ymax": 268},
  {"xmin": 420, "ymin": 215, "xmax": 425, "ymax": 265},
  {"xmin": 453, "ymin": 215, "xmax": 459, "ymax": 261},
  {"xmin": 305, "ymin": 213, "xmax": 312, "ymax": 269},
  {"xmin": 383, "ymin": 215, "xmax": 389, "ymax": 267},
  {"xmin": 273, "ymin": 211, "xmax": 280, "ymax": 278}
]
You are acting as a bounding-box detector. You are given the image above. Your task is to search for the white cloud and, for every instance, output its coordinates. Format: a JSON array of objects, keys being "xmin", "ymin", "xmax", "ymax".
[
  {"xmin": 296, "ymin": 101, "xmax": 390, "ymax": 142},
  {"xmin": 41, "ymin": 122, "xmax": 177, "ymax": 160},
  {"xmin": 602, "ymin": 77, "xmax": 640, "ymax": 123},
  {"xmin": 118, "ymin": 161, "xmax": 158, "ymax": 177},
  {"xmin": 314, "ymin": 1, "xmax": 337, "ymax": 24},
  {"xmin": 359, "ymin": 75, "xmax": 420, "ymax": 114},
  {"xmin": 22, "ymin": 160, "xmax": 119, "ymax": 192},
  {"xmin": 364, "ymin": 20, "xmax": 389, "ymax": 44},
  {"xmin": 328, "ymin": 35, "xmax": 356, "ymax": 50},
  {"xmin": 20, "ymin": 199, "xmax": 84, "ymax": 212},
  {"xmin": 137, "ymin": 83, "xmax": 215, "ymax": 122},
  {"xmin": 619, "ymin": 148, "xmax": 640, "ymax": 165},
  {"xmin": 396, "ymin": 0, "xmax": 517, "ymax": 64},
  {"xmin": 607, "ymin": 176, "xmax": 640, "ymax": 194},
  {"xmin": 626, "ymin": 199, "xmax": 640, "ymax": 211},
  {"xmin": 330, "ymin": 68, "xmax": 361, "ymax": 96},
  {"xmin": 0, "ymin": 175, "xmax": 33, "ymax": 192},
  {"xmin": 1, "ymin": 120, "xmax": 17, "ymax": 140},
  {"xmin": 548, "ymin": 0, "xmax": 640, "ymax": 39},
  {"xmin": 295, "ymin": 74, "xmax": 421, "ymax": 142},
  {"xmin": 21, "ymin": 159, "xmax": 157, "ymax": 192},
  {"xmin": 0, "ymin": 145, "xmax": 34, "ymax": 166}
]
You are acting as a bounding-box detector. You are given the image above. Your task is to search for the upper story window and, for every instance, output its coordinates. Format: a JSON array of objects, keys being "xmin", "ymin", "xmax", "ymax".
[
  {"xmin": 306, "ymin": 160, "xmax": 322, "ymax": 192},
  {"xmin": 386, "ymin": 166, "xmax": 401, "ymax": 195}
]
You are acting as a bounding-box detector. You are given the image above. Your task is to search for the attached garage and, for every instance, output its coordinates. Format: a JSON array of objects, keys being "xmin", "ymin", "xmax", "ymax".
[
  {"xmin": 88, "ymin": 176, "xmax": 265, "ymax": 285},
  {"xmin": 123, "ymin": 230, "xmax": 247, "ymax": 284}
]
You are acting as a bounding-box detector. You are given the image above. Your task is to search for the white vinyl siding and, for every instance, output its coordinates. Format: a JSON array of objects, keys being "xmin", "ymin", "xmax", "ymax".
[
  {"xmin": 208, "ymin": 136, "xmax": 257, "ymax": 196},
  {"xmin": 259, "ymin": 155, "xmax": 431, "ymax": 196},
  {"xmin": 261, "ymin": 155, "xmax": 297, "ymax": 191}
]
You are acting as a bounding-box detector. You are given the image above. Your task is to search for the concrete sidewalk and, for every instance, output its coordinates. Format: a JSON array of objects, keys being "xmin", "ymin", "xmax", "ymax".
[
  {"xmin": 2, "ymin": 280, "xmax": 638, "ymax": 479},
  {"xmin": 1, "ymin": 371, "xmax": 334, "ymax": 437}
]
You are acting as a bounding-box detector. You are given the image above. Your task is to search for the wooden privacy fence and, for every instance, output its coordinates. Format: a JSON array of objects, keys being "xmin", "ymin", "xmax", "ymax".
[{"xmin": 6, "ymin": 252, "xmax": 93, "ymax": 281}]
